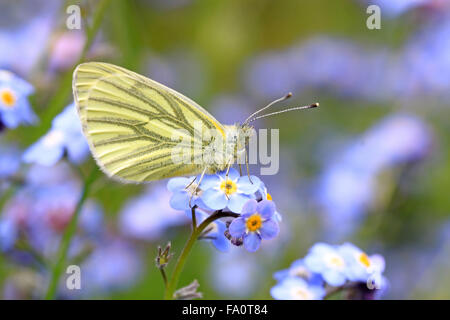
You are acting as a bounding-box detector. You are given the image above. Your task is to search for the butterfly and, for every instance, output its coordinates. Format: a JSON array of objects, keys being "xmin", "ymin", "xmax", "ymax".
[{"xmin": 72, "ymin": 62, "xmax": 318, "ymax": 185}]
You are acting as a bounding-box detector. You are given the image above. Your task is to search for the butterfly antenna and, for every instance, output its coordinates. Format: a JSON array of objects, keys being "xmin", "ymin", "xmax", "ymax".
[
  {"xmin": 247, "ymin": 103, "xmax": 319, "ymax": 123},
  {"xmin": 243, "ymin": 92, "xmax": 293, "ymax": 125}
]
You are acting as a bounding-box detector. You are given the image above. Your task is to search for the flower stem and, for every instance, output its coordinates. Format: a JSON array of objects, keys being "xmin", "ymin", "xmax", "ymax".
[
  {"xmin": 44, "ymin": 170, "xmax": 98, "ymax": 300},
  {"xmin": 164, "ymin": 210, "xmax": 238, "ymax": 300}
]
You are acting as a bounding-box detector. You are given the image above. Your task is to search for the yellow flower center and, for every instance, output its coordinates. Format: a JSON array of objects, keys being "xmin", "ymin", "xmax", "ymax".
[
  {"xmin": 266, "ymin": 193, "xmax": 272, "ymax": 201},
  {"xmin": 246, "ymin": 214, "xmax": 262, "ymax": 232},
  {"xmin": 0, "ymin": 89, "xmax": 16, "ymax": 108},
  {"xmin": 220, "ymin": 179, "xmax": 237, "ymax": 196},
  {"xmin": 291, "ymin": 287, "xmax": 312, "ymax": 300},
  {"xmin": 326, "ymin": 254, "xmax": 345, "ymax": 268},
  {"xmin": 358, "ymin": 253, "xmax": 371, "ymax": 268}
]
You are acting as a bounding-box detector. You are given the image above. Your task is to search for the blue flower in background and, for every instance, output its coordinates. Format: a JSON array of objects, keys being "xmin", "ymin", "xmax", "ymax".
[
  {"xmin": 317, "ymin": 113, "xmax": 432, "ymax": 238},
  {"xmin": 228, "ymin": 199, "xmax": 279, "ymax": 252},
  {"xmin": 167, "ymin": 176, "xmax": 211, "ymax": 211},
  {"xmin": 340, "ymin": 243, "xmax": 385, "ymax": 283},
  {"xmin": 76, "ymin": 239, "xmax": 142, "ymax": 297},
  {"xmin": 23, "ymin": 103, "xmax": 89, "ymax": 166},
  {"xmin": 120, "ymin": 184, "xmax": 188, "ymax": 241},
  {"xmin": 271, "ymin": 277, "xmax": 326, "ymax": 300},
  {"xmin": 200, "ymin": 168, "xmax": 261, "ymax": 213},
  {"xmin": 273, "ymin": 259, "xmax": 323, "ymax": 285},
  {"xmin": 0, "ymin": 142, "xmax": 21, "ymax": 179},
  {"xmin": 0, "ymin": 70, "xmax": 36, "ymax": 129},
  {"xmin": 303, "ymin": 243, "xmax": 348, "ymax": 286},
  {"xmin": 273, "ymin": 242, "xmax": 388, "ymax": 299},
  {"xmin": 186, "ymin": 207, "xmax": 230, "ymax": 252}
]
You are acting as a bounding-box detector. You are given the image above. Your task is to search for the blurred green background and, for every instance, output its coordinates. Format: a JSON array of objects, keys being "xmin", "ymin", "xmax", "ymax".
[{"xmin": 1, "ymin": 0, "xmax": 449, "ymax": 299}]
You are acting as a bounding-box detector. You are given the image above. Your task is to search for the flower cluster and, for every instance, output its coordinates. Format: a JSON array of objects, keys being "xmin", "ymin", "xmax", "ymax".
[
  {"xmin": 167, "ymin": 168, "xmax": 281, "ymax": 252},
  {"xmin": 271, "ymin": 242, "xmax": 387, "ymax": 300}
]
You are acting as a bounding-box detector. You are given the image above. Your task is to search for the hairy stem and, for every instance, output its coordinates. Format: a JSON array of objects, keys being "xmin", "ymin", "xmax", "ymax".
[
  {"xmin": 44, "ymin": 170, "xmax": 98, "ymax": 300},
  {"xmin": 164, "ymin": 210, "xmax": 238, "ymax": 300}
]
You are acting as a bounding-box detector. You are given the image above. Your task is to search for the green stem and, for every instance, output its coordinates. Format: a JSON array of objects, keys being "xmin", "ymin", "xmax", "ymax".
[
  {"xmin": 44, "ymin": 170, "xmax": 98, "ymax": 300},
  {"xmin": 164, "ymin": 211, "xmax": 238, "ymax": 300}
]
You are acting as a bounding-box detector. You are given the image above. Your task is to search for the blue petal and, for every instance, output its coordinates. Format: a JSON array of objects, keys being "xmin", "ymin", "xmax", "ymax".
[
  {"xmin": 227, "ymin": 193, "xmax": 251, "ymax": 213},
  {"xmin": 228, "ymin": 217, "xmax": 246, "ymax": 237},
  {"xmin": 241, "ymin": 199, "xmax": 258, "ymax": 215},
  {"xmin": 167, "ymin": 177, "xmax": 191, "ymax": 192},
  {"xmin": 66, "ymin": 136, "xmax": 89, "ymax": 164},
  {"xmin": 237, "ymin": 175, "xmax": 261, "ymax": 194},
  {"xmin": 257, "ymin": 200, "xmax": 276, "ymax": 219},
  {"xmin": 201, "ymin": 188, "xmax": 228, "ymax": 210},
  {"xmin": 200, "ymin": 174, "xmax": 220, "ymax": 190},
  {"xmin": 260, "ymin": 219, "xmax": 279, "ymax": 239},
  {"xmin": 212, "ymin": 234, "xmax": 230, "ymax": 252},
  {"xmin": 23, "ymin": 139, "xmax": 64, "ymax": 166},
  {"xmin": 226, "ymin": 167, "xmax": 240, "ymax": 181},
  {"xmin": 243, "ymin": 232, "xmax": 261, "ymax": 252},
  {"xmin": 170, "ymin": 191, "xmax": 190, "ymax": 210}
]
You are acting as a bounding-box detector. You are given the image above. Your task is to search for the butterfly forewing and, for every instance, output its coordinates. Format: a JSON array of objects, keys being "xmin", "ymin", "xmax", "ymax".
[{"xmin": 73, "ymin": 62, "xmax": 226, "ymax": 183}]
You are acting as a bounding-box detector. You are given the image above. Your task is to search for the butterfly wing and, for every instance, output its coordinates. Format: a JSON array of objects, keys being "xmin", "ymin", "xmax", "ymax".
[{"xmin": 73, "ymin": 62, "xmax": 225, "ymax": 183}]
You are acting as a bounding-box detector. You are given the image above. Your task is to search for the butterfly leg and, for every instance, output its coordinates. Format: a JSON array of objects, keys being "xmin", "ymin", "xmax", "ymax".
[
  {"xmin": 184, "ymin": 176, "xmax": 197, "ymax": 190},
  {"xmin": 245, "ymin": 149, "xmax": 253, "ymax": 184},
  {"xmin": 189, "ymin": 166, "xmax": 208, "ymax": 208}
]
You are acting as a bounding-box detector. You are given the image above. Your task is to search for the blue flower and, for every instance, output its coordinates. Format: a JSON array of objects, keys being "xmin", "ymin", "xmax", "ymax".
[
  {"xmin": 273, "ymin": 259, "xmax": 323, "ymax": 286},
  {"xmin": 303, "ymin": 243, "xmax": 348, "ymax": 286},
  {"xmin": 167, "ymin": 176, "xmax": 211, "ymax": 211},
  {"xmin": 317, "ymin": 114, "xmax": 432, "ymax": 238},
  {"xmin": 76, "ymin": 239, "xmax": 142, "ymax": 297},
  {"xmin": 271, "ymin": 277, "xmax": 326, "ymax": 300},
  {"xmin": 200, "ymin": 168, "xmax": 261, "ymax": 213},
  {"xmin": 187, "ymin": 207, "xmax": 230, "ymax": 252},
  {"xmin": 228, "ymin": 199, "xmax": 279, "ymax": 252},
  {"xmin": 23, "ymin": 103, "xmax": 89, "ymax": 166},
  {"xmin": 0, "ymin": 70, "xmax": 36, "ymax": 129}
]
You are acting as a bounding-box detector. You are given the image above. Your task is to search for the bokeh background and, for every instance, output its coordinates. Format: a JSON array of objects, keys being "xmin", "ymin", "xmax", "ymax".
[{"xmin": 1, "ymin": 0, "xmax": 450, "ymax": 299}]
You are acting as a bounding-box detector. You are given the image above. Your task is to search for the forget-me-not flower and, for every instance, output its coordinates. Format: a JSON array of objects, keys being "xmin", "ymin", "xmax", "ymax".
[
  {"xmin": 0, "ymin": 70, "xmax": 36, "ymax": 129},
  {"xmin": 271, "ymin": 277, "xmax": 326, "ymax": 300},
  {"xmin": 167, "ymin": 176, "xmax": 211, "ymax": 211},
  {"xmin": 228, "ymin": 199, "xmax": 279, "ymax": 252},
  {"xmin": 200, "ymin": 168, "xmax": 261, "ymax": 213},
  {"xmin": 23, "ymin": 103, "xmax": 89, "ymax": 166},
  {"xmin": 273, "ymin": 258, "xmax": 323, "ymax": 285}
]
